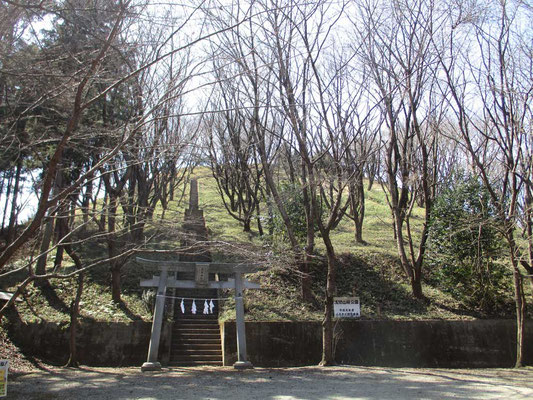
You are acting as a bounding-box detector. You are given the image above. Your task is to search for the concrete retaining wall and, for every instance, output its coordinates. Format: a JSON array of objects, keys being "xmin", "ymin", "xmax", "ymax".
[
  {"xmin": 7, "ymin": 319, "xmax": 532, "ymax": 367},
  {"xmin": 222, "ymin": 320, "xmax": 533, "ymax": 368},
  {"xmin": 8, "ymin": 320, "xmax": 171, "ymax": 366}
]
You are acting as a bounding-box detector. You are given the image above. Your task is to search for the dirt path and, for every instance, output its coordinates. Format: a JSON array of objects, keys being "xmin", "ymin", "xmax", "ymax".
[{"xmin": 7, "ymin": 365, "xmax": 533, "ymax": 399}]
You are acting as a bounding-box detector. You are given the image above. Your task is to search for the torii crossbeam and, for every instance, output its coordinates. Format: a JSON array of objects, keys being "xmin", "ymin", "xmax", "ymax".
[{"xmin": 138, "ymin": 258, "xmax": 261, "ymax": 371}]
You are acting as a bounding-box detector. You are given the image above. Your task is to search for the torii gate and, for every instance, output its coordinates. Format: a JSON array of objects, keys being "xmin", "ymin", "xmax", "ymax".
[{"xmin": 139, "ymin": 258, "xmax": 261, "ymax": 371}]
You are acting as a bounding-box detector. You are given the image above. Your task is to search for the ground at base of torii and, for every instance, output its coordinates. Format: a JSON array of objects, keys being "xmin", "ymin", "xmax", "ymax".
[{"xmin": 7, "ymin": 365, "xmax": 533, "ymax": 399}]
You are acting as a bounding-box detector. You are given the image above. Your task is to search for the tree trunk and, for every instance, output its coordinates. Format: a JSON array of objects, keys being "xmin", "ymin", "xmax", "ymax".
[
  {"xmin": 524, "ymin": 188, "xmax": 533, "ymax": 293},
  {"xmin": 301, "ymin": 163, "xmax": 315, "ymax": 302},
  {"xmin": 53, "ymin": 203, "xmax": 69, "ymax": 271},
  {"xmin": 243, "ymin": 217, "xmax": 251, "ymax": 233},
  {"xmin": 107, "ymin": 194, "xmax": 122, "ymax": 303},
  {"xmin": 256, "ymin": 202, "xmax": 264, "ymax": 236},
  {"xmin": 301, "ymin": 227, "xmax": 315, "ymax": 302},
  {"xmin": 320, "ymin": 292, "xmax": 334, "ymax": 366},
  {"xmin": 410, "ymin": 275, "xmax": 423, "ymax": 300},
  {"xmin": 6, "ymin": 160, "xmax": 22, "ymax": 243},
  {"xmin": 111, "ymin": 265, "xmax": 121, "ymax": 303},
  {"xmin": 300, "ymin": 262, "xmax": 313, "ymax": 303},
  {"xmin": 35, "ymin": 169, "xmax": 64, "ymax": 281},
  {"xmin": 354, "ymin": 219, "xmax": 364, "ymax": 244},
  {"xmin": 34, "ymin": 216, "xmax": 55, "ymax": 283},
  {"xmin": 504, "ymin": 229, "xmax": 527, "ymax": 368},
  {"xmin": 1, "ymin": 169, "xmax": 13, "ymax": 234},
  {"xmin": 253, "ymin": 125, "xmax": 299, "ymax": 251},
  {"xmin": 319, "ymin": 234, "xmax": 336, "ymax": 366},
  {"xmin": 65, "ymin": 271, "xmax": 84, "ymax": 368},
  {"xmin": 53, "ymin": 246, "xmax": 64, "ymax": 271},
  {"xmin": 350, "ymin": 176, "xmax": 366, "ymax": 244},
  {"xmin": 81, "ymin": 179, "xmax": 93, "ymax": 234},
  {"xmin": 510, "ymin": 256, "xmax": 526, "ymax": 369},
  {"xmin": 513, "ymin": 269, "xmax": 525, "ymax": 368}
]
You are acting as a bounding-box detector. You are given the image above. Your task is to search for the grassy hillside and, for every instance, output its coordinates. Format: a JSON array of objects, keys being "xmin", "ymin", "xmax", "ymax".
[{"xmin": 5, "ymin": 167, "xmax": 519, "ymax": 327}]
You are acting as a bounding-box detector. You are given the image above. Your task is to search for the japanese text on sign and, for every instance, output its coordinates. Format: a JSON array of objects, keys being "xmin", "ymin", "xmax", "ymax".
[
  {"xmin": 333, "ymin": 297, "xmax": 360, "ymax": 318},
  {"xmin": 0, "ymin": 360, "xmax": 8, "ymax": 398}
]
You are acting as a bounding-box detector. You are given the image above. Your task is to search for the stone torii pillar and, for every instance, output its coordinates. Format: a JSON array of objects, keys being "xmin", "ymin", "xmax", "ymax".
[
  {"xmin": 141, "ymin": 266, "xmax": 168, "ymax": 372},
  {"xmin": 139, "ymin": 260, "xmax": 261, "ymax": 371},
  {"xmin": 233, "ymin": 272, "xmax": 252, "ymax": 369}
]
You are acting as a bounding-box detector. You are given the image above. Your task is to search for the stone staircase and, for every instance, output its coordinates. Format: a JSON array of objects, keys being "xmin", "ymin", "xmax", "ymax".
[{"xmin": 169, "ymin": 289, "xmax": 222, "ymax": 366}]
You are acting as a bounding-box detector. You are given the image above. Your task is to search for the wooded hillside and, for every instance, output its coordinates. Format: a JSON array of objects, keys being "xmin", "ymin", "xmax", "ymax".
[{"xmin": 0, "ymin": 0, "xmax": 531, "ymax": 367}]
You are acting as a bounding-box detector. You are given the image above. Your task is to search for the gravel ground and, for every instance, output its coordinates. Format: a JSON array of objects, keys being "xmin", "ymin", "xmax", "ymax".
[{"xmin": 5, "ymin": 365, "xmax": 533, "ymax": 400}]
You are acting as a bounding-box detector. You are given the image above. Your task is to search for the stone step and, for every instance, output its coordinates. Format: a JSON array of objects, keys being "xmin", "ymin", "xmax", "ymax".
[
  {"xmin": 170, "ymin": 354, "xmax": 223, "ymax": 361},
  {"xmin": 172, "ymin": 339, "xmax": 220, "ymax": 346},
  {"xmin": 174, "ymin": 321, "xmax": 219, "ymax": 326},
  {"xmin": 174, "ymin": 318, "xmax": 218, "ymax": 323},
  {"xmin": 175, "ymin": 340, "xmax": 222, "ymax": 349},
  {"xmin": 173, "ymin": 332, "xmax": 220, "ymax": 338},
  {"xmin": 172, "ymin": 324, "xmax": 220, "ymax": 333},
  {"xmin": 172, "ymin": 343, "xmax": 221, "ymax": 351},
  {"xmin": 173, "ymin": 333, "xmax": 220, "ymax": 340},
  {"xmin": 169, "ymin": 289, "xmax": 222, "ymax": 367},
  {"xmin": 175, "ymin": 314, "xmax": 218, "ymax": 320},
  {"xmin": 168, "ymin": 360, "xmax": 223, "ymax": 367},
  {"xmin": 174, "ymin": 327, "xmax": 219, "ymax": 334},
  {"xmin": 178, "ymin": 318, "xmax": 219, "ymax": 322},
  {"xmin": 176, "ymin": 335, "xmax": 221, "ymax": 342},
  {"xmin": 174, "ymin": 320, "xmax": 219, "ymax": 326},
  {"xmin": 173, "ymin": 333, "xmax": 218, "ymax": 340},
  {"xmin": 173, "ymin": 329, "xmax": 220, "ymax": 334},
  {"xmin": 172, "ymin": 349, "xmax": 222, "ymax": 355}
]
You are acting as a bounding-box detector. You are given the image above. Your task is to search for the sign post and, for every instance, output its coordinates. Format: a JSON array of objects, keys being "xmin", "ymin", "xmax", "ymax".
[
  {"xmin": 333, "ymin": 297, "xmax": 360, "ymax": 318},
  {"xmin": 0, "ymin": 360, "xmax": 8, "ymax": 398}
]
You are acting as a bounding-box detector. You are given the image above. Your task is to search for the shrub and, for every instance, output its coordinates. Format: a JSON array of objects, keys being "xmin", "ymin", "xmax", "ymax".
[
  {"xmin": 267, "ymin": 182, "xmax": 321, "ymax": 245},
  {"xmin": 426, "ymin": 173, "xmax": 509, "ymax": 312}
]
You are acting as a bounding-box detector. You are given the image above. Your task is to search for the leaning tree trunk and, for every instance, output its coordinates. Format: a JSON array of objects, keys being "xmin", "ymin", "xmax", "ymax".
[
  {"xmin": 107, "ymin": 195, "xmax": 123, "ymax": 303},
  {"xmin": 35, "ymin": 169, "xmax": 64, "ymax": 283},
  {"xmin": 6, "ymin": 160, "xmax": 22, "ymax": 243},
  {"xmin": 301, "ymin": 224, "xmax": 315, "ymax": 303},
  {"xmin": 301, "ymin": 166, "xmax": 315, "ymax": 302},
  {"xmin": 1, "ymin": 169, "xmax": 13, "ymax": 233},
  {"xmin": 255, "ymin": 202, "xmax": 264, "ymax": 236},
  {"xmin": 34, "ymin": 215, "xmax": 55, "ymax": 286}
]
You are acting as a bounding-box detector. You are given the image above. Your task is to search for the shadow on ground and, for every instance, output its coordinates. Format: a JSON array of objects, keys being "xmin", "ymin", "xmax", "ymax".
[{"xmin": 8, "ymin": 366, "xmax": 533, "ymax": 400}]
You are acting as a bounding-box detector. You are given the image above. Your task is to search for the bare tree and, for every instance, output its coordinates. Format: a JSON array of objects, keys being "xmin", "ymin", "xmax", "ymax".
[
  {"xmin": 354, "ymin": 0, "xmax": 446, "ymax": 299},
  {"xmin": 330, "ymin": 51, "xmax": 381, "ymax": 244},
  {"xmin": 437, "ymin": 0, "xmax": 532, "ymax": 367},
  {"xmin": 203, "ymin": 0, "xmax": 304, "ymax": 275},
  {"xmin": 259, "ymin": 0, "xmax": 366, "ymax": 365},
  {"xmin": 206, "ymin": 74, "xmax": 264, "ymax": 233},
  {"xmin": 0, "ymin": 0, "xmax": 251, "ymax": 315}
]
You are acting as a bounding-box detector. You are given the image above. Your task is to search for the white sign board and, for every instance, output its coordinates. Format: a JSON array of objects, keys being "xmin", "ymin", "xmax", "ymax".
[
  {"xmin": 0, "ymin": 360, "xmax": 8, "ymax": 398},
  {"xmin": 334, "ymin": 297, "xmax": 360, "ymax": 318}
]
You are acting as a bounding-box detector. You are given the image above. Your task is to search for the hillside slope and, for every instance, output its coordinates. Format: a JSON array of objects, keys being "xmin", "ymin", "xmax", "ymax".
[{"xmin": 4, "ymin": 168, "xmax": 519, "ymax": 326}]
